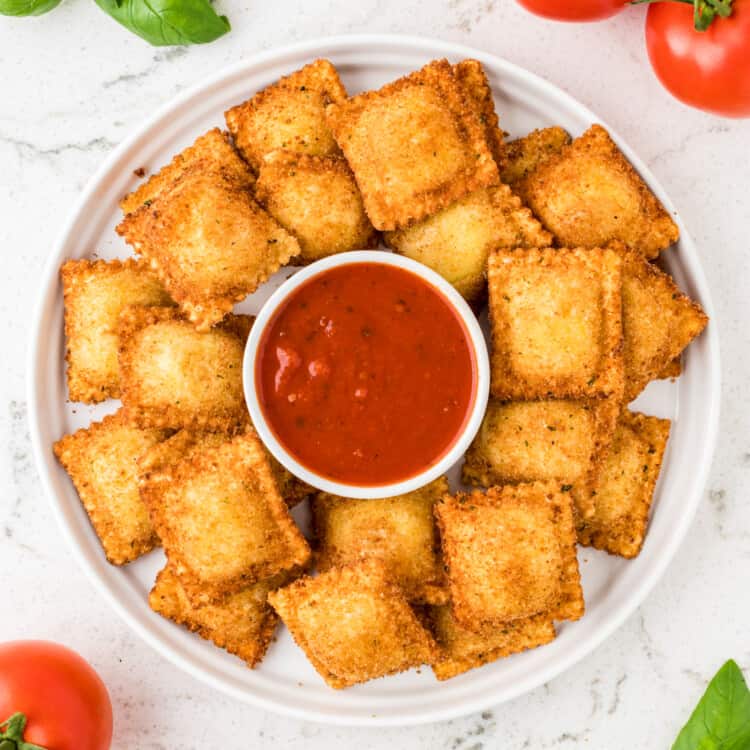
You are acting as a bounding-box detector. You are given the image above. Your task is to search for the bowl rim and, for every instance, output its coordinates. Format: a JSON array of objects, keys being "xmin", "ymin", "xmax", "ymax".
[{"xmin": 242, "ymin": 250, "xmax": 491, "ymax": 499}]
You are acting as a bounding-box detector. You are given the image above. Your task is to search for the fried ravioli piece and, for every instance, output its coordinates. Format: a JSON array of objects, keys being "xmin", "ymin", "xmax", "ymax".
[
  {"xmin": 326, "ymin": 59, "xmax": 499, "ymax": 231},
  {"xmin": 500, "ymin": 126, "xmax": 571, "ymax": 188},
  {"xmin": 577, "ymin": 412, "xmax": 670, "ymax": 558},
  {"xmin": 515, "ymin": 125, "xmax": 679, "ymax": 258},
  {"xmin": 268, "ymin": 559, "xmax": 438, "ymax": 689},
  {"xmin": 149, "ymin": 565, "xmax": 294, "ymax": 667},
  {"xmin": 118, "ymin": 306, "xmax": 251, "ymax": 432},
  {"xmin": 488, "ymin": 247, "xmax": 624, "ymax": 400},
  {"xmin": 225, "ymin": 59, "xmax": 348, "ymax": 172},
  {"xmin": 659, "ymin": 358, "xmax": 682, "ymax": 379},
  {"xmin": 435, "ymin": 483, "xmax": 583, "ymax": 627},
  {"xmin": 120, "ymin": 128, "xmax": 254, "ymax": 215},
  {"xmin": 620, "ymin": 250, "xmax": 707, "ymax": 401},
  {"xmin": 61, "ymin": 258, "xmax": 173, "ymax": 403},
  {"xmin": 54, "ymin": 409, "xmax": 170, "ymax": 565},
  {"xmin": 255, "ymin": 151, "xmax": 378, "ymax": 263},
  {"xmin": 140, "ymin": 429, "xmax": 310, "ymax": 604},
  {"xmin": 453, "ymin": 59, "xmax": 505, "ymax": 167},
  {"xmin": 312, "ymin": 478, "xmax": 449, "ymax": 605},
  {"xmin": 385, "ymin": 183, "xmax": 551, "ymax": 304},
  {"xmin": 117, "ymin": 167, "xmax": 299, "ymax": 329},
  {"xmin": 428, "ymin": 606, "xmax": 555, "ymax": 680}
]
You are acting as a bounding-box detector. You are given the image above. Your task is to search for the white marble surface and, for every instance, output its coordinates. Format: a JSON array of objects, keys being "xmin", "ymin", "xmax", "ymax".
[{"xmin": 1, "ymin": 3, "xmax": 748, "ymax": 748}]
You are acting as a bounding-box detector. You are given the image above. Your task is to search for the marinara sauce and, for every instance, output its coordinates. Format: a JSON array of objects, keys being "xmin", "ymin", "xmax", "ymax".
[{"xmin": 255, "ymin": 262, "xmax": 477, "ymax": 486}]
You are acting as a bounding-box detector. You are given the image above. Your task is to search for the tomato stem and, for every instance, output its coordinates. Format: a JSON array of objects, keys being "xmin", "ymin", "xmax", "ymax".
[
  {"xmin": 0, "ymin": 714, "xmax": 48, "ymax": 750},
  {"xmin": 630, "ymin": 0, "xmax": 733, "ymax": 30}
]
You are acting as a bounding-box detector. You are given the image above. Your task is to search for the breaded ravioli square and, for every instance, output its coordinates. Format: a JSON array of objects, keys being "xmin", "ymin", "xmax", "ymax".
[
  {"xmin": 118, "ymin": 306, "xmax": 251, "ymax": 432},
  {"xmin": 312, "ymin": 478, "xmax": 449, "ymax": 605},
  {"xmin": 120, "ymin": 128, "xmax": 255, "ymax": 215},
  {"xmin": 61, "ymin": 258, "xmax": 173, "ymax": 403},
  {"xmin": 488, "ymin": 247, "xmax": 624, "ymax": 400},
  {"xmin": 268, "ymin": 559, "xmax": 438, "ymax": 689},
  {"xmin": 255, "ymin": 151, "xmax": 378, "ymax": 263},
  {"xmin": 619, "ymin": 249, "xmax": 707, "ymax": 401},
  {"xmin": 225, "ymin": 59, "xmax": 348, "ymax": 172},
  {"xmin": 500, "ymin": 126, "xmax": 571, "ymax": 189},
  {"xmin": 385, "ymin": 183, "xmax": 551, "ymax": 304},
  {"xmin": 117, "ymin": 167, "xmax": 299, "ymax": 329},
  {"xmin": 428, "ymin": 606, "xmax": 555, "ymax": 680},
  {"xmin": 149, "ymin": 565, "xmax": 293, "ymax": 667},
  {"xmin": 139, "ymin": 429, "xmax": 310, "ymax": 605},
  {"xmin": 515, "ymin": 125, "xmax": 679, "ymax": 257},
  {"xmin": 435, "ymin": 483, "xmax": 583, "ymax": 627},
  {"xmin": 326, "ymin": 59, "xmax": 499, "ymax": 230},
  {"xmin": 577, "ymin": 412, "xmax": 670, "ymax": 558},
  {"xmin": 53, "ymin": 409, "xmax": 169, "ymax": 565}
]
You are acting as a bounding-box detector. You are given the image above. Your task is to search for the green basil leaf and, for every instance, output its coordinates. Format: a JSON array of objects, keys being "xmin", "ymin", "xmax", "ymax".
[
  {"xmin": 93, "ymin": 0, "xmax": 230, "ymax": 45},
  {"xmin": 672, "ymin": 660, "xmax": 750, "ymax": 750},
  {"xmin": 0, "ymin": 0, "xmax": 61, "ymax": 16}
]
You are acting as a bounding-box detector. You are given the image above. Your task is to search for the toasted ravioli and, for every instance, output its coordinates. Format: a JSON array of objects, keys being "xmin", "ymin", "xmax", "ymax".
[
  {"xmin": 118, "ymin": 306, "xmax": 251, "ymax": 432},
  {"xmin": 268, "ymin": 559, "xmax": 438, "ymax": 689},
  {"xmin": 312, "ymin": 478, "xmax": 449, "ymax": 605},
  {"xmin": 488, "ymin": 247, "xmax": 624, "ymax": 400},
  {"xmin": 620, "ymin": 250, "xmax": 707, "ymax": 401},
  {"xmin": 61, "ymin": 258, "xmax": 173, "ymax": 403},
  {"xmin": 435, "ymin": 483, "xmax": 583, "ymax": 627},
  {"xmin": 500, "ymin": 126, "xmax": 571, "ymax": 188},
  {"xmin": 140, "ymin": 430, "xmax": 310, "ymax": 604},
  {"xmin": 577, "ymin": 412, "xmax": 670, "ymax": 558},
  {"xmin": 453, "ymin": 59, "xmax": 505, "ymax": 167},
  {"xmin": 149, "ymin": 565, "xmax": 292, "ymax": 667},
  {"xmin": 117, "ymin": 167, "xmax": 299, "ymax": 329},
  {"xmin": 255, "ymin": 151, "xmax": 378, "ymax": 263},
  {"xmin": 326, "ymin": 59, "xmax": 499, "ymax": 230},
  {"xmin": 659, "ymin": 357, "xmax": 682, "ymax": 379},
  {"xmin": 428, "ymin": 606, "xmax": 555, "ymax": 680},
  {"xmin": 462, "ymin": 398, "xmax": 618, "ymax": 518},
  {"xmin": 515, "ymin": 125, "xmax": 679, "ymax": 257},
  {"xmin": 53, "ymin": 409, "xmax": 169, "ymax": 565},
  {"xmin": 385, "ymin": 183, "xmax": 551, "ymax": 304},
  {"xmin": 120, "ymin": 128, "xmax": 254, "ymax": 215},
  {"xmin": 225, "ymin": 59, "xmax": 348, "ymax": 171}
]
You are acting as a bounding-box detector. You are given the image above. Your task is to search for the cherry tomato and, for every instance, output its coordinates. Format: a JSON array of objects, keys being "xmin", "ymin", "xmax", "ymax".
[
  {"xmin": 0, "ymin": 641, "xmax": 112, "ymax": 750},
  {"xmin": 646, "ymin": 0, "xmax": 750, "ymax": 117},
  {"xmin": 515, "ymin": 0, "xmax": 626, "ymax": 21}
]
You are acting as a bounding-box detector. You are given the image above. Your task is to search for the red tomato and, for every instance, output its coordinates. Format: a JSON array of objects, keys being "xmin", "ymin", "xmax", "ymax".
[
  {"xmin": 0, "ymin": 641, "xmax": 112, "ymax": 750},
  {"xmin": 515, "ymin": 0, "xmax": 626, "ymax": 21},
  {"xmin": 646, "ymin": 0, "xmax": 750, "ymax": 117}
]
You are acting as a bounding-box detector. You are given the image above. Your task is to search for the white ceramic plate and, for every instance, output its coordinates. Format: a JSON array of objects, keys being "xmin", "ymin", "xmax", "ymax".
[{"xmin": 28, "ymin": 34, "xmax": 721, "ymax": 726}]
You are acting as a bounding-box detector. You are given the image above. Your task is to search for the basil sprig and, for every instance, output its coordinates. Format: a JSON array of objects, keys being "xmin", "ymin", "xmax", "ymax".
[
  {"xmin": 672, "ymin": 660, "xmax": 750, "ymax": 750},
  {"xmin": 0, "ymin": 0, "xmax": 61, "ymax": 15}
]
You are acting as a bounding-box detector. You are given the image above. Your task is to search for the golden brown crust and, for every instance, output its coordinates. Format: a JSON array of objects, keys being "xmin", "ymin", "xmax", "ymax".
[
  {"xmin": 117, "ymin": 166, "xmax": 299, "ymax": 330},
  {"xmin": 385, "ymin": 183, "xmax": 551, "ymax": 305},
  {"xmin": 435, "ymin": 483, "xmax": 583, "ymax": 628},
  {"xmin": 255, "ymin": 151, "xmax": 379, "ymax": 263},
  {"xmin": 140, "ymin": 429, "xmax": 310, "ymax": 605},
  {"xmin": 325, "ymin": 59, "xmax": 500, "ymax": 231},
  {"xmin": 120, "ymin": 128, "xmax": 255, "ymax": 215},
  {"xmin": 658, "ymin": 357, "xmax": 682, "ymax": 380},
  {"xmin": 61, "ymin": 258, "xmax": 173, "ymax": 403},
  {"xmin": 515, "ymin": 125, "xmax": 679, "ymax": 258},
  {"xmin": 312, "ymin": 478, "xmax": 449, "ymax": 605},
  {"xmin": 500, "ymin": 126, "xmax": 571, "ymax": 188},
  {"xmin": 118, "ymin": 306, "xmax": 251, "ymax": 432},
  {"xmin": 53, "ymin": 409, "xmax": 170, "ymax": 565},
  {"xmin": 225, "ymin": 59, "xmax": 348, "ymax": 172},
  {"xmin": 428, "ymin": 606, "xmax": 555, "ymax": 680},
  {"xmin": 453, "ymin": 59, "xmax": 506, "ymax": 168},
  {"xmin": 577, "ymin": 411, "xmax": 670, "ymax": 558},
  {"xmin": 149, "ymin": 565, "xmax": 294, "ymax": 667},
  {"xmin": 267, "ymin": 559, "xmax": 438, "ymax": 689},
  {"xmin": 488, "ymin": 246, "xmax": 624, "ymax": 400}
]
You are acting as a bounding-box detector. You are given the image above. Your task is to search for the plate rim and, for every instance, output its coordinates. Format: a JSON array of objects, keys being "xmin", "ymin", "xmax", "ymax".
[{"xmin": 27, "ymin": 33, "xmax": 722, "ymax": 726}]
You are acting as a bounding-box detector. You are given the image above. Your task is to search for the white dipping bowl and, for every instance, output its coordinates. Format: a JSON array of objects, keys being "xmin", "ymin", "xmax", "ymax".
[{"xmin": 243, "ymin": 250, "xmax": 490, "ymax": 499}]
